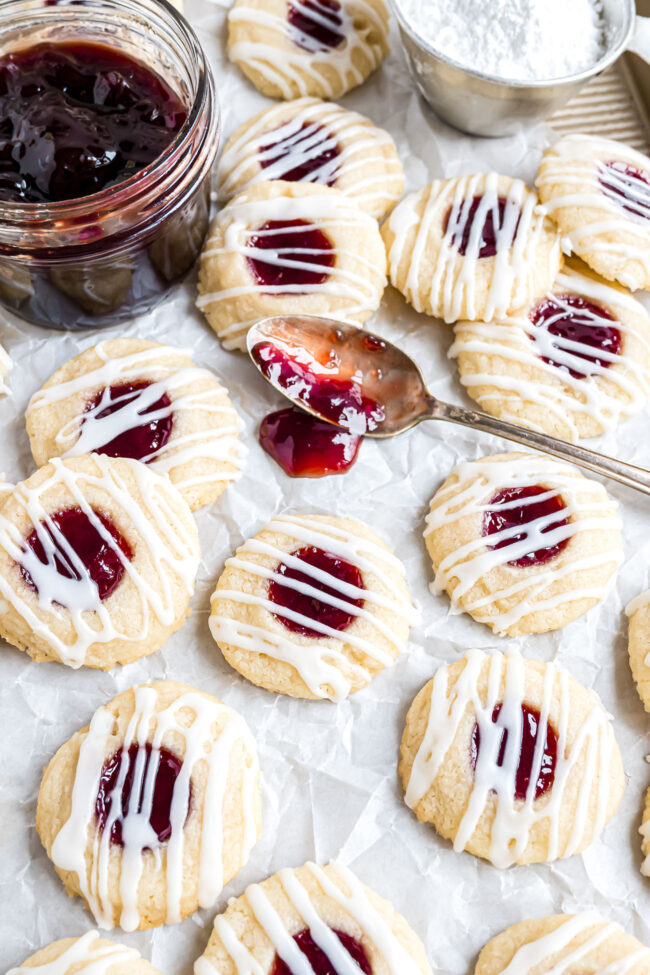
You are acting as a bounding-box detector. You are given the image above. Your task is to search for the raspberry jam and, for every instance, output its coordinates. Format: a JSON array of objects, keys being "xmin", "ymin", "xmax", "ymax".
[
  {"xmin": 84, "ymin": 380, "xmax": 173, "ymax": 461},
  {"xmin": 0, "ymin": 42, "xmax": 186, "ymax": 204},
  {"xmin": 530, "ymin": 294, "xmax": 621, "ymax": 380},
  {"xmin": 260, "ymin": 123, "xmax": 340, "ymax": 185},
  {"xmin": 599, "ymin": 161, "xmax": 650, "ymax": 222},
  {"xmin": 21, "ymin": 507, "xmax": 132, "ymax": 601},
  {"xmin": 471, "ymin": 703, "xmax": 558, "ymax": 801},
  {"xmin": 483, "ymin": 485, "xmax": 570, "ymax": 568},
  {"xmin": 247, "ymin": 219, "xmax": 334, "ymax": 292},
  {"xmin": 252, "ymin": 341, "xmax": 385, "ymax": 435},
  {"xmin": 95, "ymin": 743, "xmax": 186, "ymax": 847},
  {"xmin": 259, "ymin": 406, "xmax": 361, "ymax": 477},
  {"xmin": 444, "ymin": 195, "xmax": 521, "ymax": 259},
  {"xmin": 268, "ymin": 545, "xmax": 364, "ymax": 638},
  {"xmin": 272, "ymin": 929, "xmax": 371, "ymax": 975},
  {"xmin": 287, "ymin": 0, "xmax": 346, "ymax": 52}
]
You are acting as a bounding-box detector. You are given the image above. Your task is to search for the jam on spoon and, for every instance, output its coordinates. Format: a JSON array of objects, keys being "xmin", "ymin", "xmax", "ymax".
[{"xmin": 470, "ymin": 703, "xmax": 558, "ymax": 801}]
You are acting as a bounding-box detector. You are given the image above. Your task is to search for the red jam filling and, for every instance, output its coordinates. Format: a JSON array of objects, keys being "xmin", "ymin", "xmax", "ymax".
[
  {"xmin": 272, "ymin": 929, "xmax": 372, "ymax": 975},
  {"xmin": 471, "ymin": 703, "xmax": 558, "ymax": 801},
  {"xmin": 247, "ymin": 219, "xmax": 334, "ymax": 292},
  {"xmin": 84, "ymin": 380, "xmax": 173, "ymax": 461},
  {"xmin": 260, "ymin": 122, "xmax": 340, "ymax": 185},
  {"xmin": 483, "ymin": 485, "xmax": 569, "ymax": 568},
  {"xmin": 21, "ymin": 507, "xmax": 132, "ymax": 601},
  {"xmin": 599, "ymin": 161, "xmax": 650, "ymax": 222},
  {"xmin": 530, "ymin": 294, "xmax": 621, "ymax": 380},
  {"xmin": 0, "ymin": 41, "xmax": 186, "ymax": 204},
  {"xmin": 287, "ymin": 0, "xmax": 346, "ymax": 52},
  {"xmin": 95, "ymin": 743, "xmax": 187, "ymax": 847},
  {"xmin": 259, "ymin": 406, "xmax": 361, "ymax": 477},
  {"xmin": 444, "ymin": 195, "xmax": 521, "ymax": 259},
  {"xmin": 268, "ymin": 545, "xmax": 364, "ymax": 638},
  {"xmin": 252, "ymin": 341, "xmax": 385, "ymax": 434}
]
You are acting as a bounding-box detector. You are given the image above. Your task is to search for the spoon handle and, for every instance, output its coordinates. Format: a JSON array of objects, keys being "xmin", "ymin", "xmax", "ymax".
[{"xmin": 431, "ymin": 398, "xmax": 650, "ymax": 496}]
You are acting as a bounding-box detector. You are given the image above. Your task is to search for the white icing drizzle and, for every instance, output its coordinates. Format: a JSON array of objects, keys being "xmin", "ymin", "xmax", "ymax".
[
  {"xmin": 537, "ymin": 135, "xmax": 650, "ymax": 289},
  {"xmin": 217, "ymin": 97, "xmax": 401, "ymax": 216},
  {"xmin": 386, "ymin": 174, "xmax": 559, "ymax": 323},
  {"xmin": 198, "ymin": 190, "xmax": 385, "ymax": 351},
  {"xmin": 228, "ymin": 0, "xmax": 388, "ymax": 100},
  {"xmin": 6, "ymin": 932, "xmax": 139, "ymax": 975},
  {"xmin": 28, "ymin": 342, "xmax": 245, "ymax": 495},
  {"xmin": 0, "ymin": 341, "xmax": 10, "ymax": 395},
  {"xmin": 405, "ymin": 648, "xmax": 619, "ymax": 868},
  {"xmin": 197, "ymin": 862, "xmax": 423, "ymax": 975},
  {"xmin": 494, "ymin": 912, "xmax": 650, "ymax": 975},
  {"xmin": 210, "ymin": 514, "xmax": 418, "ymax": 702},
  {"xmin": 424, "ymin": 453, "xmax": 622, "ymax": 635},
  {"xmin": 50, "ymin": 684, "xmax": 260, "ymax": 931},
  {"xmin": 450, "ymin": 265, "xmax": 650, "ymax": 439},
  {"xmin": 0, "ymin": 455, "xmax": 199, "ymax": 668}
]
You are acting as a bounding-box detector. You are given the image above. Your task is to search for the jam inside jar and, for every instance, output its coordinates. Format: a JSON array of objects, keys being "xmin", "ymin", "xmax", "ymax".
[{"xmin": 0, "ymin": 0, "xmax": 220, "ymax": 330}]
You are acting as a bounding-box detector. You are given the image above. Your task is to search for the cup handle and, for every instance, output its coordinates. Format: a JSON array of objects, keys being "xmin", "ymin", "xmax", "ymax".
[{"xmin": 627, "ymin": 14, "xmax": 650, "ymax": 64}]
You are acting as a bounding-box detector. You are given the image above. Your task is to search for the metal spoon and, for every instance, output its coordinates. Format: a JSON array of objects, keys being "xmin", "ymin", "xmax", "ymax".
[{"xmin": 247, "ymin": 314, "xmax": 650, "ymax": 496}]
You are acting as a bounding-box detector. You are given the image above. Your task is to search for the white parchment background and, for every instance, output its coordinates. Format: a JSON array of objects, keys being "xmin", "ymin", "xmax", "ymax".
[{"xmin": 0, "ymin": 3, "xmax": 649, "ymax": 973}]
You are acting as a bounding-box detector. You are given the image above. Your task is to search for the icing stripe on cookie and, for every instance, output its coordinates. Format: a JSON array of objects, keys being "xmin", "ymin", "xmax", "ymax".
[{"xmin": 6, "ymin": 932, "xmax": 138, "ymax": 975}]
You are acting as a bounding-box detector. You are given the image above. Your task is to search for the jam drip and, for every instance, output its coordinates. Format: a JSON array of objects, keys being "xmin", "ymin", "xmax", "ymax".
[
  {"xmin": 247, "ymin": 219, "xmax": 334, "ymax": 292},
  {"xmin": 483, "ymin": 485, "xmax": 570, "ymax": 568},
  {"xmin": 252, "ymin": 341, "xmax": 385, "ymax": 435},
  {"xmin": 21, "ymin": 507, "xmax": 132, "ymax": 601},
  {"xmin": 0, "ymin": 41, "xmax": 186, "ymax": 204},
  {"xmin": 287, "ymin": 0, "xmax": 346, "ymax": 52},
  {"xmin": 260, "ymin": 122, "xmax": 340, "ymax": 185},
  {"xmin": 471, "ymin": 703, "xmax": 558, "ymax": 801},
  {"xmin": 272, "ymin": 928, "xmax": 372, "ymax": 975},
  {"xmin": 530, "ymin": 294, "xmax": 621, "ymax": 380},
  {"xmin": 84, "ymin": 380, "xmax": 174, "ymax": 461},
  {"xmin": 95, "ymin": 743, "xmax": 187, "ymax": 847},
  {"xmin": 599, "ymin": 161, "xmax": 650, "ymax": 222},
  {"xmin": 268, "ymin": 545, "xmax": 364, "ymax": 638},
  {"xmin": 259, "ymin": 406, "xmax": 361, "ymax": 477},
  {"xmin": 444, "ymin": 195, "xmax": 521, "ymax": 259}
]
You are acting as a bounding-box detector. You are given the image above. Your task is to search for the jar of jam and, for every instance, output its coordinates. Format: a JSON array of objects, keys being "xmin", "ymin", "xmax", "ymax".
[{"xmin": 0, "ymin": 0, "xmax": 219, "ymax": 330}]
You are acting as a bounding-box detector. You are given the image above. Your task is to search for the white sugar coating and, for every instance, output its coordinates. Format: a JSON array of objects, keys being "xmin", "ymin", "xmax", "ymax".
[{"xmin": 396, "ymin": 0, "xmax": 608, "ymax": 82}]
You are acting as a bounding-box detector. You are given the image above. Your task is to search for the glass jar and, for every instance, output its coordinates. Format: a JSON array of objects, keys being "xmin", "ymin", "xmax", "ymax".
[{"xmin": 0, "ymin": 0, "xmax": 220, "ymax": 330}]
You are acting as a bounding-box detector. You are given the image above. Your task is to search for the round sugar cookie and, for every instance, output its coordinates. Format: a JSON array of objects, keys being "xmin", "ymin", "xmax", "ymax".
[
  {"xmin": 227, "ymin": 0, "xmax": 390, "ymax": 101},
  {"xmin": 400, "ymin": 648, "xmax": 625, "ymax": 867},
  {"xmin": 193, "ymin": 861, "xmax": 432, "ymax": 975},
  {"xmin": 209, "ymin": 512, "xmax": 417, "ymax": 701},
  {"xmin": 381, "ymin": 173, "xmax": 561, "ymax": 324},
  {"xmin": 0, "ymin": 454, "xmax": 200, "ymax": 669},
  {"xmin": 197, "ymin": 180, "xmax": 386, "ymax": 351},
  {"xmin": 7, "ymin": 932, "xmax": 163, "ymax": 975},
  {"xmin": 536, "ymin": 134, "xmax": 650, "ymax": 291},
  {"xmin": 217, "ymin": 97, "xmax": 404, "ymax": 219},
  {"xmin": 36, "ymin": 681, "xmax": 261, "ymax": 931},
  {"xmin": 424, "ymin": 451, "xmax": 622, "ymax": 637},
  {"xmin": 626, "ymin": 589, "xmax": 650, "ymax": 713},
  {"xmin": 26, "ymin": 338, "xmax": 244, "ymax": 512}
]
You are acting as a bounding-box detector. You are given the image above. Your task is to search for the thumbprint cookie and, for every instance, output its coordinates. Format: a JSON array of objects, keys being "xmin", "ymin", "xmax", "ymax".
[
  {"xmin": 217, "ymin": 97, "xmax": 404, "ymax": 220},
  {"xmin": 7, "ymin": 932, "xmax": 164, "ymax": 975},
  {"xmin": 209, "ymin": 513, "xmax": 417, "ymax": 702},
  {"xmin": 641, "ymin": 787, "xmax": 650, "ymax": 879},
  {"xmin": 626, "ymin": 590, "xmax": 650, "ymax": 712},
  {"xmin": 475, "ymin": 913, "xmax": 650, "ymax": 975},
  {"xmin": 227, "ymin": 0, "xmax": 390, "ymax": 101},
  {"xmin": 0, "ymin": 454, "xmax": 200, "ymax": 669},
  {"xmin": 424, "ymin": 451, "xmax": 622, "ymax": 637},
  {"xmin": 451, "ymin": 259, "xmax": 650, "ymax": 440},
  {"xmin": 0, "ymin": 341, "xmax": 10, "ymax": 395},
  {"xmin": 36, "ymin": 681, "xmax": 261, "ymax": 931},
  {"xmin": 26, "ymin": 339, "xmax": 245, "ymax": 512},
  {"xmin": 197, "ymin": 180, "xmax": 387, "ymax": 351},
  {"xmin": 537, "ymin": 134, "xmax": 650, "ymax": 291},
  {"xmin": 381, "ymin": 173, "xmax": 561, "ymax": 324},
  {"xmin": 193, "ymin": 861, "xmax": 432, "ymax": 975},
  {"xmin": 399, "ymin": 648, "xmax": 625, "ymax": 867}
]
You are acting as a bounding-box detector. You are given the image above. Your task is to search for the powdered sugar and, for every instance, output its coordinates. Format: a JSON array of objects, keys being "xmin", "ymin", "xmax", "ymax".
[{"xmin": 396, "ymin": 0, "xmax": 608, "ymax": 83}]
